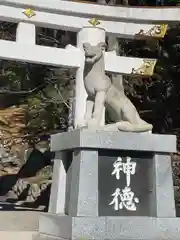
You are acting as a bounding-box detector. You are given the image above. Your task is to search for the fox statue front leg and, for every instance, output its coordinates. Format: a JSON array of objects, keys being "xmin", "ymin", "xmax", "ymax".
[
  {"xmin": 78, "ymin": 91, "xmax": 106, "ymax": 129},
  {"xmin": 79, "ymin": 96, "xmax": 94, "ymax": 128}
]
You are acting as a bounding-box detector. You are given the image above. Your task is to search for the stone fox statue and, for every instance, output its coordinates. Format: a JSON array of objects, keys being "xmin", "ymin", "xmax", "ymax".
[{"xmin": 82, "ymin": 42, "xmax": 153, "ymax": 132}]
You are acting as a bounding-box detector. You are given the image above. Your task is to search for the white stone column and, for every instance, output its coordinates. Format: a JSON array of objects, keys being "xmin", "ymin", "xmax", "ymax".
[
  {"xmin": 16, "ymin": 22, "xmax": 36, "ymax": 45},
  {"xmin": 48, "ymin": 152, "xmax": 66, "ymax": 214},
  {"xmin": 74, "ymin": 27, "xmax": 106, "ymax": 128}
]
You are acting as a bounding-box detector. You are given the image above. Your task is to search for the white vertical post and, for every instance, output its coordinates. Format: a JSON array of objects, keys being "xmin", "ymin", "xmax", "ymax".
[
  {"xmin": 74, "ymin": 27, "xmax": 106, "ymax": 128},
  {"xmin": 15, "ymin": 22, "xmax": 36, "ymax": 163},
  {"xmin": 16, "ymin": 22, "xmax": 36, "ymax": 45},
  {"xmin": 48, "ymin": 152, "xmax": 66, "ymax": 214}
]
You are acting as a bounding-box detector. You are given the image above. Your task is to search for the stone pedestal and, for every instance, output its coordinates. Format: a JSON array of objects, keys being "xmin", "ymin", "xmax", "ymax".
[{"xmin": 38, "ymin": 129, "xmax": 180, "ymax": 240}]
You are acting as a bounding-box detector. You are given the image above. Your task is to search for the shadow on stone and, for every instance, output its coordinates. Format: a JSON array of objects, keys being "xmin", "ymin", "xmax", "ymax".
[{"xmin": 0, "ymin": 149, "xmax": 54, "ymax": 211}]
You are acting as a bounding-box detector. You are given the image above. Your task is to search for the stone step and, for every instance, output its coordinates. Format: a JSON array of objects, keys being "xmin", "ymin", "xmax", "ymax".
[
  {"xmin": 0, "ymin": 211, "xmax": 40, "ymax": 231},
  {"xmin": 34, "ymin": 233, "xmax": 62, "ymax": 240},
  {"xmin": 0, "ymin": 231, "xmax": 37, "ymax": 240}
]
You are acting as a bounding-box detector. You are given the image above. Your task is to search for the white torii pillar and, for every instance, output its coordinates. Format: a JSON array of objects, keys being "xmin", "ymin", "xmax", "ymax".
[{"xmin": 74, "ymin": 26, "xmax": 106, "ymax": 128}]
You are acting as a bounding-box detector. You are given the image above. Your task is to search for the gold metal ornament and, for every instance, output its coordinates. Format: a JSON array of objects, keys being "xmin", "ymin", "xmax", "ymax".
[
  {"xmin": 135, "ymin": 24, "xmax": 168, "ymax": 39},
  {"xmin": 88, "ymin": 18, "xmax": 100, "ymax": 27},
  {"xmin": 131, "ymin": 59, "xmax": 157, "ymax": 76},
  {"xmin": 23, "ymin": 8, "xmax": 36, "ymax": 18}
]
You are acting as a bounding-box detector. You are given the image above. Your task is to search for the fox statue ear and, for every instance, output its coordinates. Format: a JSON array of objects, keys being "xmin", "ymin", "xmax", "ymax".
[
  {"xmin": 83, "ymin": 42, "xmax": 91, "ymax": 50},
  {"xmin": 97, "ymin": 42, "xmax": 107, "ymax": 50}
]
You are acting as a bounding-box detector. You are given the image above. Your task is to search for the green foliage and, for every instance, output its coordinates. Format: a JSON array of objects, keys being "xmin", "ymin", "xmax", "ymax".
[{"xmin": 26, "ymin": 84, "xmax": 69, "ymax": 143}]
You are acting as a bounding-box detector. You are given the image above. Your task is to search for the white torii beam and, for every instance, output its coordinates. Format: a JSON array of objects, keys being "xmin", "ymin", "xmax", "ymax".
[
  {"xmin": 0, "ymin": 38, "xmax": 156, "ymax": 75},
  {"xmin": 1, "ymin": 0, "xmax": 180, "ymax": 23},
  {"xmin": 0, "ymin": 5, "xmax": 167, "ymax": 39},
  {"xmin": 0, "ymin": 39, "xmax": 82, "ymax": 68}
]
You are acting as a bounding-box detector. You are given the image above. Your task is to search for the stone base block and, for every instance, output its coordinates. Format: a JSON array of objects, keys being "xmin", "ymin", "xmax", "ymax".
[
  {"xmin": 0, "ymin": 211, "xmax": 39, "ymax": 231},
  {"xmin": 39, "ymin": 213, "xmax": 180, "ymax": 240}
]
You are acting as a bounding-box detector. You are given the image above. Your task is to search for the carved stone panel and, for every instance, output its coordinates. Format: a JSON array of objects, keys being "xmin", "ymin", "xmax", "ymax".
[{"xmin": 98, "ymin": 150, "xmax": 153, "ymax": 216}]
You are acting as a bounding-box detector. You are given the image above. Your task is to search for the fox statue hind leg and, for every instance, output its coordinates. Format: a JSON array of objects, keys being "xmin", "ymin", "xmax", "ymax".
[{"xmin": 105, "ymin": 84, "xmax": 153, "ymax": 132}]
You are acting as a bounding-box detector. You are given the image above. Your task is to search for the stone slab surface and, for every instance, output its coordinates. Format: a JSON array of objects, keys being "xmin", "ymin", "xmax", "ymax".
[
  {"xmin": 0, "ymin": 231, "xmax": 37, "ymax": 240},
  {"xmin": 35, "ymin": 234, "xmax": 63, "ymax": 240},
  {"xmin": 0, "ymin": 211, "xmax": 40, "ymax": 231},
  {"xmin": 51, "ymin": 129, "xmax": 176, "ymax": 153},
  {"xmin": 39, "ymin": 213, "xmax": 72, "ymax": 239},
  {"xmin": 39, "ymin": 213, "xmax": 180, "ymax": 240}
]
